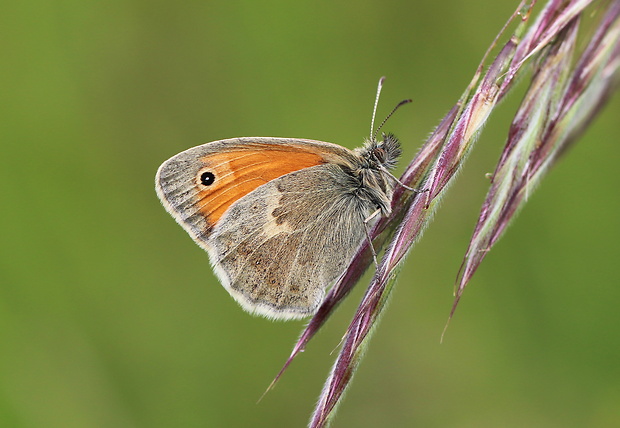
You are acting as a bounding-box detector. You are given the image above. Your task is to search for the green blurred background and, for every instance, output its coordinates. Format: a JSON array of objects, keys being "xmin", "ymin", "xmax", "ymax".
[{"xmin": 2, "ymin": 1, "xmax": 619, "ymax": 427}]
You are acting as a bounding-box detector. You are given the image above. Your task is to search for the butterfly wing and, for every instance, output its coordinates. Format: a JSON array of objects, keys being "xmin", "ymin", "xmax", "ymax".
[{"xmin": 156, "ymin": 138, "xmax": 372, "ymax": 319}]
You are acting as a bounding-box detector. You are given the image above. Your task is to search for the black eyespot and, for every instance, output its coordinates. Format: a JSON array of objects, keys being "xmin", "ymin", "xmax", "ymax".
[{"xmin": 200, "ymin": 171, "xmax": 215, "ymax": 186}]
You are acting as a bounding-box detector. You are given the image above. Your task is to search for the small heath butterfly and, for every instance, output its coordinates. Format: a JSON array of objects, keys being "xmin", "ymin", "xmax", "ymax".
[{"xmin": 156, "ymin": 79, "xmax": 409, "ymax": 320}]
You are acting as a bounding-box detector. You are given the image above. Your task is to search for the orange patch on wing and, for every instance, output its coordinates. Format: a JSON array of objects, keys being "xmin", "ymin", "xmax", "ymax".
[{"xmin": 197, "ymin": 148, "xmax": 325, "ymax": 227}]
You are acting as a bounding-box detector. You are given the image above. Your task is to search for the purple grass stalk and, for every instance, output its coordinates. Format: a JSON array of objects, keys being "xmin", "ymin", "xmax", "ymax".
[
  {"xmin": 260, "ymin": 1, "xmax": 620, "ymax": 427},
  {"xmin": 307, "ymin": 0, "xmax": 620, "ymax": 425},
  {"xmin": 308, "ymin": 1, "xmax": 618, "ymax": 426}
]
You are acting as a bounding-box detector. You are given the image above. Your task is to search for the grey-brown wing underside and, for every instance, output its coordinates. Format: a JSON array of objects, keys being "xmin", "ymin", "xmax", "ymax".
[{"xmin": 208, "ymin": 163, "xmax": 376, "ymax": 320}]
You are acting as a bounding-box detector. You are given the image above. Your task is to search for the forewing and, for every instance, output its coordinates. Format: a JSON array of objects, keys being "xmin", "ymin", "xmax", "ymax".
[{"xmin": 155, "ymin": 137, "xmax": 355, "ymax": 247}]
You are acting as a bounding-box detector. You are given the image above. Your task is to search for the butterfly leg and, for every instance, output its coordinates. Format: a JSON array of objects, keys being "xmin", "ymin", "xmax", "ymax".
[
  {"xmin": 363, "ymin": 208, "xmax": 382, "ymax": 268},
  {"xmin": 380, "ymin": 166, "xmax": 429, "ymax": 193}
]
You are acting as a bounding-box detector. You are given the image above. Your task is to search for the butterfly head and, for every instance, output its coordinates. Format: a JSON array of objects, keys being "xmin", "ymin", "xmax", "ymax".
[
  {"xmin": 348, "ymin": 133, "xmax": 401, "ymax": 216},
  {"xmin": 364, "ymin": 132, "xmax": 401, "ymax": 170}
]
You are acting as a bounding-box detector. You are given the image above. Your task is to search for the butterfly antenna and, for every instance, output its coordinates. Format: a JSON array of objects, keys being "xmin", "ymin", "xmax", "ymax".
[
  {"xmin": 373, "ymin": 98, "xmax": 413, "ymax": 141},
  {"xmin": 370, "ymin": 76, "xmax": 386, "ymax": 139}
]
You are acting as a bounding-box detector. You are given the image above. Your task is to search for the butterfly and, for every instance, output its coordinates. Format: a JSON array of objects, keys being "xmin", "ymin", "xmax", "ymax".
[{"xmin": 155, "ymin": 78, "xmax": 410, "ymax": 320}]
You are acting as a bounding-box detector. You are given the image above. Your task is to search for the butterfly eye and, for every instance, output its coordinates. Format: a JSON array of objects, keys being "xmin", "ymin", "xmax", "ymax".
[
  {"xmin": 370, "ymin": 146, "xmax": 385, "ymax": 163},
  {"xmin": 200, "ymin": 171, "xmax": 216, "ymax": 186}
]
